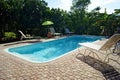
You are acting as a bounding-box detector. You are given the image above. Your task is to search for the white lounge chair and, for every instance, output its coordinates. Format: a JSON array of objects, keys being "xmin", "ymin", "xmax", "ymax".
[
  {"xmin": 49, "ymin": 27, "xmax": 62, "ymax": 36},
  {"xmin": 78, "ymin": 34, "xmax": 120, "ymax": 62},
  {"xmin": 65, "ymin": 28, "xmax": 74, "ymax": 34},
  {"xmin": 18, "ymin": 30, "xmax": 41, "ymax": 40}
]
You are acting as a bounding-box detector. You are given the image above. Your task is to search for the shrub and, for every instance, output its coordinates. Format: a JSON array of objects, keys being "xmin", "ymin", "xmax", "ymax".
[
  {"xmin": 2, "ymin": 32, "xmax": 16, "ymax": 41},
  {"xmin": 4, "ymin": 32, "xmax": 16, "ymax": 38}
]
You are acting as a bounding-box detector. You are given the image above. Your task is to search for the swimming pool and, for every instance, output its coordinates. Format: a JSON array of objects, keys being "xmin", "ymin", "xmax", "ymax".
[{"xmin": 6, "ymin": 35, "xmax": 103, "ymax": 63}]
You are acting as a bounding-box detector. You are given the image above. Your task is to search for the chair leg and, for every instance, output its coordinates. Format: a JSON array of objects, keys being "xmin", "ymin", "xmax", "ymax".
[
  {"xmin": 104, "ymin": 50, "xmax": 113, "ymax": 63},
  {"xmin": 107, "ymin": 54, "xmax": 120, "ymax": 66},
  {"xmin": 76, "ymin": 48, "xmax": 88, "ymax": 62},
  {"xmin": 116, "ymin": 55, "xmax": 120, "ymax": 61},
  {"xmin": 88, "ymin": 50, "xmax": 103, "ymax": 62},
  {"xmin": 76, "ymin": 48, "xmax": 85, "ymax": 57},
  {"xmin": 104, "ymin": 53, "xmax": 110, "ymax": 63}
]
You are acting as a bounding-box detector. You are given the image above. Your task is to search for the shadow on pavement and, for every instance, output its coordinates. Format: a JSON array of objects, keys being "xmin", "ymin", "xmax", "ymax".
[{"xmin": 76, "ymin": 55, "xmax": 120, "ymax": 80}]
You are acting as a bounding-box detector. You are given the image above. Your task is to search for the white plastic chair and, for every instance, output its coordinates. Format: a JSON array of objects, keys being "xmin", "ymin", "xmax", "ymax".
[
  {"xmin": 18, "ymin": 30, "xmax": 40, "ymax": 40},
  {"xmin": 65, "ymin": 28, "xmax": 74, "ymax": 34},
  {"xmin": 78, "ymin": 34, "xmax": 120, "ymax": 62},
  {"xmin": 49, "ymin": 27, "xmax": 62, "ymax": 36}
]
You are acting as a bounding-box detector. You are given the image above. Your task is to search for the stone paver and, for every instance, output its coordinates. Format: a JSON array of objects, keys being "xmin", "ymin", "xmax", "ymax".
[{"xmin": 0, "ymin": 39, "xmax": 119, "ymax": 80}]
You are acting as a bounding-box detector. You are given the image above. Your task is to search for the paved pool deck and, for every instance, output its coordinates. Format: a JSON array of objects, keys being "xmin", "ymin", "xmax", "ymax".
[{"xmin": 0, "ymin": 37, "xmax": 120, "ymax": 80}]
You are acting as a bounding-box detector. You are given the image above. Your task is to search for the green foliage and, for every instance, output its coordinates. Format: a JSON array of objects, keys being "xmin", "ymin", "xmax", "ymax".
[
  {"xmin": 1, "ymin": 32, "xmax": 17, "ymax": 42},
  {"xmin": 71, "ymin": 0, "xmax": 91, "ymax": 11},
  {"xmin": 114, "ymin": 9, "xmax": 120, "ymax": 14},
  {"xmin": 0, "ymin": 0, "xmax": 120, "ymax": 41},
  {"xmin": 70, "ymin": 0, "xmax": 91, "ymax": 34},
  {"xmin": 4, "ymin": 32, "xmax": 16, "ymax": 39}
]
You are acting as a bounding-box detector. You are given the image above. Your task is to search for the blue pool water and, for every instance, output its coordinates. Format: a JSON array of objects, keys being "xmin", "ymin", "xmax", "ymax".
[{"xmin": 6, "ymin": 35, "xmax": 103, "ymax": 63}]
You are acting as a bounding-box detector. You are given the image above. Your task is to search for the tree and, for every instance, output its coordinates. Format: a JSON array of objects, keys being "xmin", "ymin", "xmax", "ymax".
[
  {"xmin": 70, "ymin": 0, "xmax": 91, "ymax": 34},
  {"xmin": 94, "ymin": 6, "xmax": 101, "ymax": 13},
  {"xmin": 0, "ymin": 0, "xmax": 11, "ymax": 39},
  {"xmin": 71, "ymin": 0, "xmax": 91, "ymax": 11},
  {"xmin": 114, "ymin": 9, "xmax": 120, "ymax": 14},
  {"xmin": 0, "ymin": 0, "xmax": 49, "ymax": 39}
]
